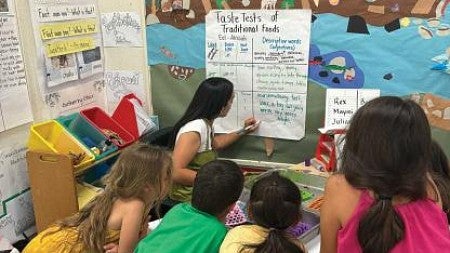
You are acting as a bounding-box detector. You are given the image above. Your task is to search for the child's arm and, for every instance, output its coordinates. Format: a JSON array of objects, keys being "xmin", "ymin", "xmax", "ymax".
[
  {"xmin": 319, "ymin": 176, "xmax": 341, "ymax": 253},
  {"xmin": 117, "ymin": 200, "xmax": 146, "ymax": 253}
]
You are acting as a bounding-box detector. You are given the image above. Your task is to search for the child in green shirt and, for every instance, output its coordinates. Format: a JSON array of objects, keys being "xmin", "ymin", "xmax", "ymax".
[{"xmin": 135, "ymin": 160, "xmax": 244, "ymax": 253}]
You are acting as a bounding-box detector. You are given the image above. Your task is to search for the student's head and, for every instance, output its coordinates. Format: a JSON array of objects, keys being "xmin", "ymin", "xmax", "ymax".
[
  {"xmin": 57, "ymin": 143, "xmax": 172, "ymax": 253},
  {"xmin": 243, "ymin": 172, "xmax": 304, "ymax": 253},
  {"xmin": 342, "ymin": 96, "xmax": 431, "ymax": 253},
  {"xmin": 430, "ymin": 140, "xmax": 450, "ymax": 223},
  {"xmin": 191, "ymin": 160, "xmax": 243, "ymax": 217},
  {"xmin": 103, "ymin": 143, "xmax": 173, "ymax": 203},
  {"xmin": 169, "ymin": 77, "xmax": 234, "ymax": 147}
]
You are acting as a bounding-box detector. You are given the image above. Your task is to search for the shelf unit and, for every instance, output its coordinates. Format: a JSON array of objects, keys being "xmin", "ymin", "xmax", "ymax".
[{"xmin": 26, "ymin": 150, "xmax": 120, "ymax": 232}]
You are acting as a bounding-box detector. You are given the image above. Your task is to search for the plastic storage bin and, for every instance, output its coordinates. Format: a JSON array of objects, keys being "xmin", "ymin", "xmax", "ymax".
[
  {"xmin": 28, "ymin": 120, "xmax": 95, "ymax": 170},
  {"xmin": 57, "ymin": 113, "xmax": 118, "ymax": 160},
  {"xmin": 112, "ymin": 93, "xmax": 142, "ymax": 139},
  {"xmin": 80, "ymin": 107, "xmax": 135, "ymax": 148}
]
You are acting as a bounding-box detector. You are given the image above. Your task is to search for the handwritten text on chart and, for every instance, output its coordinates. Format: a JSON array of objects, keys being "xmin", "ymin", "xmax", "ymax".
[
  {"xmin": 256, "ymin": 93, "xmax": 305, "ymax": 124},
  {"xmin": 45, "ymin": 37, "xmax": 94, "ymax": 57},
  {"xmin": 40, "ymin": 19, "xmax": 98, "ymax": 40},
  {"xmin": 36, "ymin": 4, "xmax": 96, "ymax": 22},
  {"xmin": 0, "ymin": 17, "xmax": 27, "ymax": 91}
]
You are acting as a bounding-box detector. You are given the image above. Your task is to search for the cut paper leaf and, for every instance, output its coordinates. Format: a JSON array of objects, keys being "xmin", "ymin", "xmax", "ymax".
[
  {"xmin": 421, "ymin": 93, "xmax": 450, "ymax": 131},
  {"xmin": 443, "ymin": 107, "xmax": 450, "ymax": 120},
  {"xmin": 432, "ymin": 110, "xmax": 443, "ymax": 118}
]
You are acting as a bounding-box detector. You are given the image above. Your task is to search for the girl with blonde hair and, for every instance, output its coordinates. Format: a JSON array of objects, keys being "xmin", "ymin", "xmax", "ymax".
[{"xmin": 23, "ymin": 143, "xmax": 173, "ymax": 253}]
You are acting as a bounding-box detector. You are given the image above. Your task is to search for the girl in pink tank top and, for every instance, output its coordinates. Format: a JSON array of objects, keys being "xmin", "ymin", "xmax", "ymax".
[
  {"xmin": 320, "ymin": 97, "xmax": 450, "ymax": 253},
  {"xmin": 337, "ymin": 190, "xmax": 450, "ymax": 252}
]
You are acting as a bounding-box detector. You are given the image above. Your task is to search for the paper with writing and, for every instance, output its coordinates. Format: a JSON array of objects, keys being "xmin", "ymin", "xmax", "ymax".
[
  {"xmin": 4, "ymin": 191, "xmax": 35, "ymax": 235},
  {"xmin": 44, "ymin": 79, "xmax": 107, "ymax": 117},
  {"xmin": 101, "ymin": 12, "xmax": 143, "ymax": 47},
  {"xmin": 105, "ymin": 70, "xmax": 145, "ymax": 113},
  {"xmin": 206, "ymin": 10, "xmax": 311, "ymax": 140},
  {"xmin": 36, "ymin": 4, "xmax": 97, "ymax": 23},
  {"xmin": 324, "ymin": 88, "xmax": 380, "ymax": 130},
  {"xmin": 0, "ymin": 145, "xmax": 28, "ymax": 203},
  {"xmin": 45, "ymin": 37, "xmax": 95, "ymax": 57},
  {"xmin": 0, "ymin": 16, "xmax": 33, "ymax": 132},
  {"xmin": 39, "ymin": 19, "xmax": 98, "ymax": 40}
]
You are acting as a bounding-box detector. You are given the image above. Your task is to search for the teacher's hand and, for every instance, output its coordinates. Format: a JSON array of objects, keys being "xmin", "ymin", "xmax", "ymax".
[{"xmin": 243, "ymin": 117, "xmax": 260, "ymax": 133}]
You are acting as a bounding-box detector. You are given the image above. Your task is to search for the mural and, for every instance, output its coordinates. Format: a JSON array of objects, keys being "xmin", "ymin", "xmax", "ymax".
[{"xmin": 145, "ymin": 0, "xmax": 450, "ymax": 132}]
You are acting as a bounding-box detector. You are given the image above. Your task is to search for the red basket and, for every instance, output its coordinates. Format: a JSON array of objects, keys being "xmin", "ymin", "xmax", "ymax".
[
  {"xmin": 80, "ymin": 107, "xmax": 135, "ymax": 149},
  {"xmin": 112, "ymin": 93, "xmax": 142, "ymax": 139}
]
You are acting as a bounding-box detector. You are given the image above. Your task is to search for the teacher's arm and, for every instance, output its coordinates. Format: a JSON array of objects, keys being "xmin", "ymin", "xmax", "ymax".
[
  {"xmin": 213, "ymin": 117, "xmax": 258, "ymax": 150},
  {"xmin": 172, "ymin": 132, "xmax": 201, "ymax": 186}
]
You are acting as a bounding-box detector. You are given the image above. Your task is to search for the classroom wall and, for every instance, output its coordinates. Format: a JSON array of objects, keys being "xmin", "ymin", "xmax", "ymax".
[
  {"xmin": 146, "ymin": 1, "xmax": 450, "ymax": 162},
  {"xmin": 0, "ymin": 0, "xmax": 149, "ymax": 243}
]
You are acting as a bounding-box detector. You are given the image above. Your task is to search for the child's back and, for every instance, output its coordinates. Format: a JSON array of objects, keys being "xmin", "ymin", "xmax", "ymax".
[
  {"xmin": 332, "ymin": 177, "xmax": 450, "ymax": 253},
  {"xmin": 135, "ymin": 160, "xmax": 244, "ymax": 253},
  {"xmin": 220, "ymin": 172, "xmax": 306, "ymax": 253},
  {"xmin": 320, "ymin": 97, "xmax": 450, "ymax": 253}
]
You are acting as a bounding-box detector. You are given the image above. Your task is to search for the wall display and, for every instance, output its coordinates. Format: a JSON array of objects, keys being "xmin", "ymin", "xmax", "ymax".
[
  {"xmin": 206, "ymin": 10, "xmax": 311, "ymax": 140},
  {"xmin": 104, "ymin": 70, "xmax": 145, "ymax": 113},
  {"xmin": 43, "ymin": 79, "xmax": 106, "ymax": 117},
  {"xmin": 0, "ymin": 143, "xmax": 32, "ymax": 240},
  {"xmin": 144, "ymin": 0, "xmax": 450, "ymax": 162},
  {"xmin": 0, "ymin": 12, "xmax": 33, "ymax": 132},
  {"xmin": 28, "ymin": 0, "xmax": 106, "ymax": 115},
  {"xmin": 101, "ymin": 12, "xmax": 143, "ymax": 47},
  {"xmin": 324, "ymin": 88, "xmax": 380, "ymax": 130}
]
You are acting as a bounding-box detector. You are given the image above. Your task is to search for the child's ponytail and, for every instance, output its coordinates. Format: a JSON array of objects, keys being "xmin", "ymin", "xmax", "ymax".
[
  {"xmin": 241, "ymin": 172, "xmax": 304, "ymax": 253},
  {"xmin": 357, "ymin": 196, "xmax": 404, "ymax": 253}
]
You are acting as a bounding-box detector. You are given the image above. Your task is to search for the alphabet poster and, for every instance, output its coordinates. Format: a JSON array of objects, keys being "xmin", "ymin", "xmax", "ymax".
[{"xmin": 206, "ymin": 10, "xmax": 311, "ymax": 140}]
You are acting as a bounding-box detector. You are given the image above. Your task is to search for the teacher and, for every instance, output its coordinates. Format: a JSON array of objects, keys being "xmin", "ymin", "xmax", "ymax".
[{"xmin": 168, "ymin": 77, "xmax": 258, "ymax": 202}]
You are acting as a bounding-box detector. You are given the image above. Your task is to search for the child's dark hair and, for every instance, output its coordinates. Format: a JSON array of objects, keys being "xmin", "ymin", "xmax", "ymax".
[
  {"xmin": 192, "ymin": 160, "xmax": 243, "ymax": 216},
  {"xmin": 169, "ymin": 77, "xmax": 234, "ymax": 148},
  {"xmin": 430, "ymin": 140, "xmax": 450, "ymax": 222},
  {"xmin": 342, "ymin": 96, "xmax": 431, "ymax": 253},
  {"xmin": 242, "ymin": 172, "xmax": 304, "ymax": 253}
]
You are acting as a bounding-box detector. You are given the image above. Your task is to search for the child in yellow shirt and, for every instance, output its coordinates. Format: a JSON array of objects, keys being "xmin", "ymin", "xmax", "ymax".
[{"xmin": 220, "ymin": 171, "xmax": 306, "ymax": 253}]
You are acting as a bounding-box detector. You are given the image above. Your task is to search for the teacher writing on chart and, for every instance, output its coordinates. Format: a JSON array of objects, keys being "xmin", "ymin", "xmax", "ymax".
[{"xmin": 168, "ymin": 77, "xmax": 259, "ymax": 202}]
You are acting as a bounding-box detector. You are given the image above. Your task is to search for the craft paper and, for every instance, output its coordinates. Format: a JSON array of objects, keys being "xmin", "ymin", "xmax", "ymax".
[{"xmin": 101, "ymin": 12, "xmax": 143, "ymax": 47}]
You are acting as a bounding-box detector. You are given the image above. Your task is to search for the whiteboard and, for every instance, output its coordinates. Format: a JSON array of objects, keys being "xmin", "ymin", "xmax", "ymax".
[{"xmin": 206, "ymin": 10, "xmax": 311, "ymax": 140}]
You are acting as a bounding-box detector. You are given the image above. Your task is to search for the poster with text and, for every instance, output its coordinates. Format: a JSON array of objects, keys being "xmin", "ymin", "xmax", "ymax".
[
  {"xmin": 28, "ymin": 0, "xmax": 106, "ymax": 104},
  {"xmin": 206, "ymin": 10, "xmax": 311, "ymax": 140},
  {"xmin": 0, "ymin": 15, "xmax": 33, "ymax": 132}
]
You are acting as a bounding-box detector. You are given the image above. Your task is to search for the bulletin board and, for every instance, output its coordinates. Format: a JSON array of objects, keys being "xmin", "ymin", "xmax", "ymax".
[{"xmin": 145, "ymin": 0, "xmax": 450, "ymax": 162}]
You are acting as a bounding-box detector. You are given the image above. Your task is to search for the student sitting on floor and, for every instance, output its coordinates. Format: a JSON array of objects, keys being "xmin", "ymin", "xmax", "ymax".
[
  {"xmin": 23, "ymin": 143, "xmax": 172, "ymax": 253},
  {"xmin": 135, "ymin": 159, "xmax": 244, "ymax": 253},
  {"xmin": 430, "ymin": 140, "xmax": 450, "ymax": 223},
  {"xmin": 320, "ymin": 96, "xmax": 450, "ymax": 253},
  {"xmin": 220, "ymin": 171, "xmax": 306, "ymax": 253}
]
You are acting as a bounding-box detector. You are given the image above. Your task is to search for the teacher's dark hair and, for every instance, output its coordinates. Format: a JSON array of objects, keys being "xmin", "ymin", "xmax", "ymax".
[
  {"xmin": 169, "ymin": 77, "xmax": 234, "ymax": 148},
  {"xmin": 341, "ymin": 96, "xmax": 431, "ymax": 253}
]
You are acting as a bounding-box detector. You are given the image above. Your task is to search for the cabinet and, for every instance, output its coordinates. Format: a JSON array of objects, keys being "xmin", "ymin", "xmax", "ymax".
[{"xmin": 26, "ymin": 150, "xmax": 119, "ymax": 232}]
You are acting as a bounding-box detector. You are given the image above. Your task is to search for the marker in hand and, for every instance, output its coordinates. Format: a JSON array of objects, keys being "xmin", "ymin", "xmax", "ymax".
[{"xmin": 236, "ymin": 120, "xmax": 261, "ymax": 135}]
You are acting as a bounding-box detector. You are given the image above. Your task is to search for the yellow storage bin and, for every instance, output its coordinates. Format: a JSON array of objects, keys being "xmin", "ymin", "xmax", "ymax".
[{"xmin": 28, "ymin": 120, "xmax": 95, "ymax": 170}]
